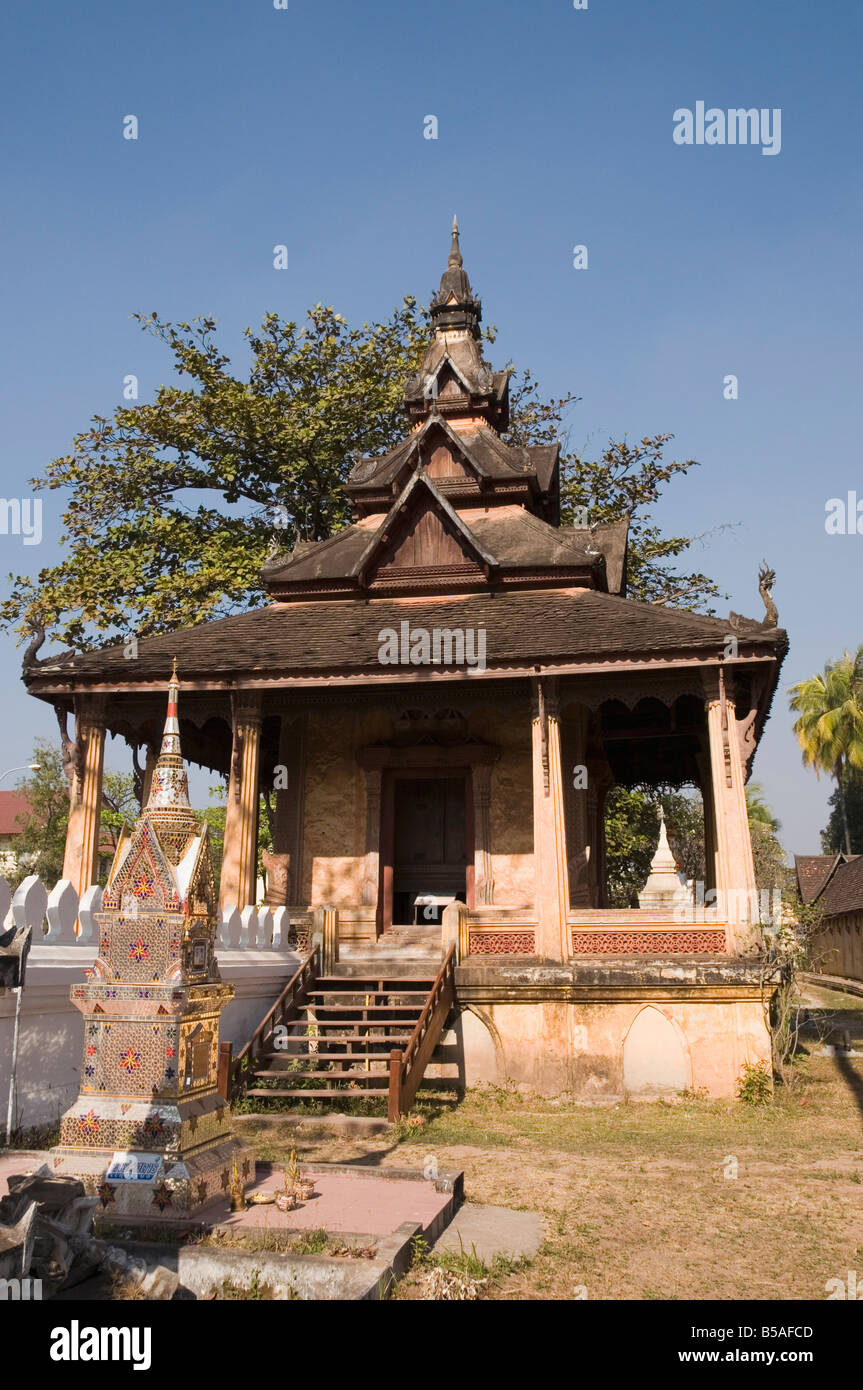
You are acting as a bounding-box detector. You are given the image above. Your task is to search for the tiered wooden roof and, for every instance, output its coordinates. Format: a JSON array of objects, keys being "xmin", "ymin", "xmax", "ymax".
[{"xmin": 23, "ymin": 219, "xmax": 787, "ymax": 730}]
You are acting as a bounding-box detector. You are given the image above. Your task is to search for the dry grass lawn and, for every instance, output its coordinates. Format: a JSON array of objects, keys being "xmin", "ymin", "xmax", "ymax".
[{"xmin": 234, "ymin": 984, "xmax": 863, "ymax": 1300}]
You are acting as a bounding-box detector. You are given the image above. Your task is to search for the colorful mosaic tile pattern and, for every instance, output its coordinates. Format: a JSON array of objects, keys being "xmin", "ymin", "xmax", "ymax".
[{"xmin": 52, "ymin": 669, "xmax": 251, "ymax": 1208}]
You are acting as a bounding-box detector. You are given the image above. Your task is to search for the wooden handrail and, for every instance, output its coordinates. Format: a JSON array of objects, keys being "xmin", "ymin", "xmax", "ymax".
[
  {"xmin": 229, "ymin": 945, "xmax": 319, "ymax": 1099},
  {"xmin": 389, "ymin": 946, "xmax": 456, "ymax": 1122}
]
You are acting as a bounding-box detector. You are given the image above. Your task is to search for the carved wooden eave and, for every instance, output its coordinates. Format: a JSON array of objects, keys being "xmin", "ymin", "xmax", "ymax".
[{"xmin": 24, "ymin": 644, "xmax": 784, "ymax": 700}]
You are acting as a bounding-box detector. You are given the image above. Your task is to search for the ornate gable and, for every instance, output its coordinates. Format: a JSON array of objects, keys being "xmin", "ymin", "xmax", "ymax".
[
  {"xmin": 355, "ymin": 469, "xmax": 494, "ymax": 586},
  {"xmin": 104, "ymin": 820, "xmax": 178, "ymax": 914},
  {"xmin": 371, "ymin": 494, "xmax": 480, "ymax": 577}
]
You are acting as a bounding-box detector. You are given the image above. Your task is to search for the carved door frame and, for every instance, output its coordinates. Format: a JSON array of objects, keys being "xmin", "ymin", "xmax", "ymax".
[{"xmin": 379, "ymin": 766, "xmax": 475, "ymax": 931}]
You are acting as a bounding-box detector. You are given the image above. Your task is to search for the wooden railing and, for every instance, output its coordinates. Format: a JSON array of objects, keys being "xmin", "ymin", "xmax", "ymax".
[
  {"xmin": 388, "ymin": 946, "xmax": 456, "ymax": 1122},
  {"xmin": 222, "ymin": 946, "xmax": 319, "ymax": 1101}
]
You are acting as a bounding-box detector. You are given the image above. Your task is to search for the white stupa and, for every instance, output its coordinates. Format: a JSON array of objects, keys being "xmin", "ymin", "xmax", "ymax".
[{"xmin": 638, "ymin": 807, "xmax": 692, "ymax": 910}]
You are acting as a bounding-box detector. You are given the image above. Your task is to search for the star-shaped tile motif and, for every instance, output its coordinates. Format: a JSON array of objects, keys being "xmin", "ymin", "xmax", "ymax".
[
  {"xmin": 97, "ymin": 1182, "xmax": 116, "ymax": 1208},
  {"xmin": 152, "ymin": 1182, "xmax": 172, "ymax": 1212},
  {"xmin": 119, "ymin": 1047, "xmax": 141, "ymax": 1073}
]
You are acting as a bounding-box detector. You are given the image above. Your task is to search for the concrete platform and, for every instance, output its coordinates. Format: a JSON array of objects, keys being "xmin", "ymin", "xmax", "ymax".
[
  {"xmin": 432, "ymin": 1202, "xmax": 543, "ymax": 1263},
  {"xmin": 1, "ymin": 1151, "xmax": 461, "ymax": 1245},
  {"xmin": 217, "ymin": 1163, "xmax": 453, "ymax": 1238}
]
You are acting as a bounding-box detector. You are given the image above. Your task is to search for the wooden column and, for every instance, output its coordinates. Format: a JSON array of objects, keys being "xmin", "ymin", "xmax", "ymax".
[
  {"xmin": 696, "ymin": 748, "xmax": 718, "ymax": 895},
  {"xmin": 220, "ymin": 693, "xmax": 262, "ymax": 911},
  {"xmin": 62, "ymin": 696, "xmax": 106, "ymax": 901},
  {"xmin": 531, "ymin": 677, "xmax": 570, "ymax": 961},
  {"xmin": 265, "ymin": 713, "xmax": 305, "ymax": 906},
  {"xmin": 563, "ymin": 708, "xmax": 591, "ymax": 907},
  {"xmin": 361, "ymin": 767, "xmax": 383, "ymax": 915},
  {"xmin": 586, "ymin": 758, "xmax": 614, "ymax": 908},
  {"xmin": 705, "ymin": 672, "xmax": 759, "ymax": 954},
  {"xmin": 472, "ymin": 763, "xmax": 494, "ymax": 906},
  {"xmin": 141, "ymin": 744, "xmax": 157, "ymax": 808}
]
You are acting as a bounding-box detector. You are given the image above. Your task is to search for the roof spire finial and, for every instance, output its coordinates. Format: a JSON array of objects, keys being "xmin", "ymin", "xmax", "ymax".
[{"xmin": 448, "ymin": 214, "xmax": 462, "ymax": 269}]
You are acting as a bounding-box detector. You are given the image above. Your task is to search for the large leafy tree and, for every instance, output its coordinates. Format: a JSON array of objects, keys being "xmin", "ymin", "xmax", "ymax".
[
  {"xmin": 14, "ymin": 747, "xmax": 139, "ymax": 885},
  {"xmin": 789, "ymin": 648, "xmax": 863, "ymax": 856},
  {"xmin": 560, "ymin": 433, "xmax": 720, "ymax": 609},
  {"xmin": 507, "ymin": 375, "xmax": 721, "ymax": 610},
  {"xmin": 13, "ymin": 741, "xmax": 70, "ymax": 884},
  {"xmin": 606, "ymin": 781, "xmax": 786, "ymax": 907},
  {"xmin": 2, "ymin": 305, "xmax": 721, "ymax": 651},
  {"xmin": 745, "ymin": 783, "xmax": 788, "ymax": 898}
]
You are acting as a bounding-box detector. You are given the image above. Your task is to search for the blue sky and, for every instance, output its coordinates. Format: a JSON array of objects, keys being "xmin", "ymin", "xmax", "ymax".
[{"xmin": 1, "ymin": 0, "xmax": 861, "ymax": 851}]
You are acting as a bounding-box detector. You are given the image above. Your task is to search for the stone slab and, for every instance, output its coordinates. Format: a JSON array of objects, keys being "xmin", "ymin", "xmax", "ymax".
[
  {"xmin": 235, "ymin": 1112, "xmax": 391, "ymax": 1138},
  {"xmin": 0, "ymin": 1151, "xmax": 51, "ymax": 1196},
  {"xmin": 432, "ymin": 1202, "xmax": 543, "ymax": 1263}
]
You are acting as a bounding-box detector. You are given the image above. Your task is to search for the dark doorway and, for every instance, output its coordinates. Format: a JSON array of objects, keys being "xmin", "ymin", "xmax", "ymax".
[{"xmin": 382, "ymin": 772, "xmax": 471, "ymax": 928}]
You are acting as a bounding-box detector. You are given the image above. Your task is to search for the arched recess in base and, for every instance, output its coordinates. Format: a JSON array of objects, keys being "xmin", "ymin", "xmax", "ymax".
[
  {"xmin": 449, "ymin": 1005, "xmax": 507, "ymax": 1089},
  {"xmin": 622, "ymin": 1005, "xmax": 691, "ymax": 1097}
]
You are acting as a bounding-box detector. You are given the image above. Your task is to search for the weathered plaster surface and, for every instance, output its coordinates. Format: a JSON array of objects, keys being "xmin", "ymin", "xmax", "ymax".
[
  {"xmin": 467, "ymin": 700, "xmax": 534, "ymax": 905},
  {"xmin": 453, "ymin": 959, "xmax": 774, "ymax": 1098},
  {"xmin": 302, "ymin": 709, "xmax": 367, "ymax": 906}
]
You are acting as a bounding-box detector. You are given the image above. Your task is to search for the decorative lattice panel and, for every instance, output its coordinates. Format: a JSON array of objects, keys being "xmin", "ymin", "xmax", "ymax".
[{"xmin": 570, "ymin": 930, "xmax": 727, "ymax": 954}]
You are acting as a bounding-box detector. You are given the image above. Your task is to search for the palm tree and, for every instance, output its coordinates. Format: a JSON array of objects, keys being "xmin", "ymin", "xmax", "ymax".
[
  {"xmin": 788, "ymin": 647, "xmax": 863, "ymax": 855},
  {"xmin": 745, "ymin": 783, "xmax": 780, "ymax": 834}
]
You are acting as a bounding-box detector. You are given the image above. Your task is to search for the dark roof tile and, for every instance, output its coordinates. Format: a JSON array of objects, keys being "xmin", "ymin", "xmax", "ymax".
[
  {"xmin": 819, "ymin": 855, "xmax": 863, "ymax": 918},
  {"xmin": 30, "ymin": 590, "xmax": 785, "ymax": 685}
]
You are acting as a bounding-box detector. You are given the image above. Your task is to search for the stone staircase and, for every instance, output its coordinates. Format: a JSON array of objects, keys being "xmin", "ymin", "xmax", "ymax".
[{"xmin": 336, "ymin": 923, "xmax": 443, "ymax": 975}]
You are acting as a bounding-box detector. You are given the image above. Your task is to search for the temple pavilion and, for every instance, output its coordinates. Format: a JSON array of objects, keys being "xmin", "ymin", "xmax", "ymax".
[{"xmin": 23, "ymin": 221, "xmax": 788, "ymax": 1098}]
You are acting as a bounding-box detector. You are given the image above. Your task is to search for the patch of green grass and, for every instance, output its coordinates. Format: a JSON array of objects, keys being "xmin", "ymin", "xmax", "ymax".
[
  {"xmin": 290, "ymin": 1227, "xmax": 329, "ymax": 1255},
  {"xmin": 219, "ymin": 1270, "xmax": 275, "ymax": 1300},
  {"xmin": 5, "ymin": 1122, "xmax": 60, "ymax": 1149}
]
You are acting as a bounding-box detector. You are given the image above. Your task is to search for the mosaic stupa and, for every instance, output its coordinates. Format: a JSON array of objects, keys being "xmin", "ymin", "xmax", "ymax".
[{"xmin": 50, "ymin": 663, "xmax": 254, "ymax": 1217}]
